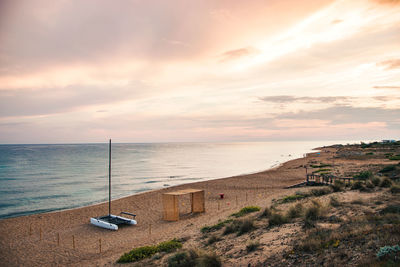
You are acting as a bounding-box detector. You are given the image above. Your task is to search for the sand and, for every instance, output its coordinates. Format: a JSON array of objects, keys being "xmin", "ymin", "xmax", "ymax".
[{"xmin": 0, "ymin": 147, "xmax": 370, "ymax": 266}]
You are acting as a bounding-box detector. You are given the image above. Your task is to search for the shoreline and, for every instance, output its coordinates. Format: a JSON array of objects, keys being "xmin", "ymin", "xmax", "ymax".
[
  {"xmin": 0, "ymin": 147, "xmax": 324, "ymax": 266},
  {"xmin": 0, "ymin": 150, "xmax": 309, "ymax": 221}
]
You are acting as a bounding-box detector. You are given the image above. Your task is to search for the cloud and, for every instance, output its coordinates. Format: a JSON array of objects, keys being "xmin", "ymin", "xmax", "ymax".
[
  {"xmin": 277, "ymin": 106, "xmax": 400, "ymax": 127},
  {"xmin": 259, "ymin": 95, "xmax": 350, "ymax": 104},
  {"xmin": 372, "ymin": 0, "xmax": 400, "ymax": 5},
  {"xmin": 220, "ymin": 47, "xmax": 260, "ymax": 62},
  {"xmin": 0, "ymin": 81, "xmax": 147, "ymax": 117},
  {"xmin": 378, "ymin": 59, "xmax": 400, "ymax": 69},
  {"xmin": 331, "ymin": 19, "xmax": 343, "ymax": 24},
  {"xmin": 373, "ymin": 85, "xmax": 400, "ymax": 89}
]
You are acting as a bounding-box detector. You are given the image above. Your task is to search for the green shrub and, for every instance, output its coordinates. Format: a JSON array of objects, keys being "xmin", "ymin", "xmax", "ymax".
[
  {"xmin": 117, "ymin": 239, "xmax": 182, "ymax": 263},
  {"xmin": 353, "ymin": 171, "xmax": 373, "ymax": 180},
  {"xmin": 158, "ymin": 239, "xmax": 183, "ymax": 253},
  {"xmin": 379, "ymin": 165, "xmax": 396, "ymax": 173},
  {"xmin": 311, "ymin": 164, "xmax": 332, "ymax": 168},
  {"xmin": 380, "ymin": 178, "xmax": 392, "ymax": 188},
  {"xmin": 207, "ymin": 235, "xmax": 220, "ymax": 245},
  {"xmin": 303, "ymin": 218, "xmax": 316, "ymax": 229},
  {"xmin": 389, "ymin": 155, "xmax": 400, "ymax": 160},
  {"xmin": 259, "ymin": 207, "xmax": 271, "ymax": 218},
  {"xmin": 168, "ymin": 251, "xmax": 195, "ymax": 267},
  {"xmin": 376, "ymin": 245, "xmax": 400, "ymax": 260},
  {"xmin": 238, "ymin": 219, "xmax": 256, "ymax": 235},
  {"xmin": 313, "ymin": 168, "xmax": 331, "ymax": 173},
  {"xmin": 167, "ymin": 249, "xmax": 221, "ymax": 267},
  {"xmin": 366, "ymin": 152, "xmax": 374, "ymax": 155},
  {"xmin": 268, "ymin": 213, "xmax": 288, "ymax": 227},
  {"xmin": 305, "ymin": 205, "xmax": 321, "ymax": 221},
  {"xmin": 329, "ymin": 196, "xmax": 340, "ymax": 207},
  {"xmin": 371, "ymin": 177, "xmax": 381, "ymax": 186},
  {"xmin": 331, "ymin": 180, "xmax": 345, "ymax": 192},
  {"xmin": 311, "ymin": 187, "xmax": 332, "ymax": 196},
  {"xmin": 381, "ymin": 205, "xmax": 400, "ymax": 214},
  {"xmin": 366, "ymin": 180, "xmax": 375, "ymax": 189},
  {"xmin": 230, "ymin": 206, "xmax": 260, "ymax": 218},
  {"xmin": 280, "ymin": 192, "xmax": 309, "ymax": 203},
  {"xmin": 287, "ymin": 203, "xmax": 304, "ymax": 218},
  {"xmin": 246, "ymin": 241, "xmax": 260, "ymax": 252},
  {"xmin": 390, "ymin": 185, "xmax": 400, "ymax": 194},
  {"xmin": 201, "ymin": 219, "xmax": 233, "ymax": 233},
  {"xmin": 223, "ymin": 223, "xmax": 237, "ymax": 235},
  {"xmin": 118, "ymin": 246, "xmax": 158, "ymax": 263},
  {"xmin": 351, "ymin": 181, "xmax": 364, "ymax": 190},
  {"xmin": 223, "ymin": 219, "xmax": 255, "ymax": 235}
]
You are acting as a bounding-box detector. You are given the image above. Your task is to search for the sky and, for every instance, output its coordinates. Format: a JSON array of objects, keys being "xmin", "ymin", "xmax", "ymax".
[{"xmin": 0, "ymin": 0, "xmax": 399, "ymax": 143}]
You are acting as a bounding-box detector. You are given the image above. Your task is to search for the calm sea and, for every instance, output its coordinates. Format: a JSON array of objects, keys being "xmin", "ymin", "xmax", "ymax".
[{"xmin": 0, "ymin": 141, "xmax": 347, "ymax": 219}]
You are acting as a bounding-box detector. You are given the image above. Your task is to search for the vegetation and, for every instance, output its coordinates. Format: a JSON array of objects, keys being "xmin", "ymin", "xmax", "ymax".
[
  {"xmin": 201, "ymin": 219, "xmax": 233, "ymax": 233},
  {"xmin": 310, "ymin": 187, "xmax": 332, "ymax": 196},
  {"xmin": 388, "ymin": 155, "xmax": 400, "ymax": 160},
  {"xmin": 313, "ymin": 168, "xmax": 331, "ymax": 173},
  {"xmin": 117, "ymin": 239, "xmax": 182, "ymax": 263},
  {"xmin": 311, "ymin": 164, "xmax": 332, "ymax": 168},
  {"xmin": 246, "ymin": 241, "xmax": 261, "ymax": 252},
  {"xmin": 223, "ymin": 218, "xmax": 256, "ymax": 236},
  {"xmin": 390, "ymin": 185, "xmax": 400, "ymax": 194},
  {"xmin": 279, "ymin": 192, "xmax": 309, "ymax": 203},
  {"xmin": 353, "ymin": 171, "xmax": 373, "ymax": 180},
  {"xmin": 351, "ymin": 181, "xmax": 365, "ymax": 190},
  {"xmin": 287, "ymin": 203, "xmax": 304, "ymax": 219},
  {"xmin": 268, "ymin": 213, "xmax": 288, "ymax": 227},
  {"xmin": 207, "ymin": 235, "xmax": 221, "ymax": 245},
  {"xmin": 167, "ymin": 249, "xmax": 221, "ymax": 267},
  {"xmin": 380, "ymin": 178, "xmax": 392, "ymax": 188},
  {"xmin": 230, "ymin": 206, "xmax": 260, "ymax": 218},
  {"xmin": 379, "ymin": 165, "xmax": 396, "ymax": 173},
  {"xmin": 331, "ymin": 180, "xmax": 345, "ymax": 192}
]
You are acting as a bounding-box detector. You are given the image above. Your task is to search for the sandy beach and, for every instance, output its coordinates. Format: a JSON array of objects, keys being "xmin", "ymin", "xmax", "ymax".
[
  {"xmin": 0, "ymin": 147, "xmax": 320, "ymax": 266},
  {"xmin": 1, "ymin": 144, "xmax": 396, "ymax": 266}
]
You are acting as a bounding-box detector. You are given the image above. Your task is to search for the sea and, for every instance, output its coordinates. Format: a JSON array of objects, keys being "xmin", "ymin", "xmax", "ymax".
[{"xmin": 0, "ymin": 141, "xmax": 353, "ymax": 219}]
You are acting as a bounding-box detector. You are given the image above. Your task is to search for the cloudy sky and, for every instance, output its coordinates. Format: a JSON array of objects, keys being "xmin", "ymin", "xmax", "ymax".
[{"xmin": 0, "ymin": 0, "xmax": 399, "ymax": 143}]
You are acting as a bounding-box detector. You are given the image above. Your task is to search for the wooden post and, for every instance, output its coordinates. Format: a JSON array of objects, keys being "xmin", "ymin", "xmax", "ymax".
[
  {"xmin": 72, "ymin": 235, "xmax": 75, "ymax": 249},
  {"xmin": 246, "ymin": 193, "xmax": 248, "ymax": 202},
  {"xmin": 40, "ymin": 228, "xmax": 42, "ymax": 241},
  {"xmin": 99, "ymin": 238, "xmax": 102, "ymax": 253},
  {"xmin": 29, "ymin": 224, "xmax": 32, "ymax": 236},
  {"xmin": 57, "ymin": 233, "xmax": 60, "ymax": 246},
  {"xmin": 218, "ymin": 202, "xmax": 220, "ymax": 211}
]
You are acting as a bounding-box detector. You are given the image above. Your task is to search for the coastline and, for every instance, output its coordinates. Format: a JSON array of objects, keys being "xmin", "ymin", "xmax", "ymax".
[{"xmin": 0, "ymin": 148, "xmax": 322, "ymax": 266}]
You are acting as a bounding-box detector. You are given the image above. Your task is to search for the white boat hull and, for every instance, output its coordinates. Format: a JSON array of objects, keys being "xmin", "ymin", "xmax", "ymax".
[{"xmin": 90, "ymin": 214, "xmax": 137, "ymax": 230}]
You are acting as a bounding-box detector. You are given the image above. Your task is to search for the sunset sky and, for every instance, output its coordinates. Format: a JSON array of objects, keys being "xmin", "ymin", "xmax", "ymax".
[{"xmin": 0, "ymin": 0, "xmax": 399, "ymax": 143}]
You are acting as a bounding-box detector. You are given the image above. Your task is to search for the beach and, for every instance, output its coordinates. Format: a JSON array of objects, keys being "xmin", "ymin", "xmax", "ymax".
[
  {"xmin": 1, "ymin": 143, "xmax": 397, "ymax": 266},
  {"xmin": 0, "ymin": 147, "xmax": 319, "ymax": 266}
]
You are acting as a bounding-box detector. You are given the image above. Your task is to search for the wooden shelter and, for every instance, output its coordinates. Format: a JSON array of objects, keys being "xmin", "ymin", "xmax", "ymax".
[{"xmin": 162, "ymin": 189, "xmax": 205, "ymax": 221}]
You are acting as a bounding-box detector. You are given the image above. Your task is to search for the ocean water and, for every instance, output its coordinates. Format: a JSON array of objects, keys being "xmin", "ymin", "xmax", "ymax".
[{"xmin": 0, "ymin": 141, "xmax": 343, "ymax": 219}]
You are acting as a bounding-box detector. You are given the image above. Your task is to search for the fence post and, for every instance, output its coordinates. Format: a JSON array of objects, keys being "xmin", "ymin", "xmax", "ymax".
[
  {"xmin": 57, "ymin": 233, "xmax": 60, "ymax": 246},
  {"xmin": 72, "ymin": 235, "xmax": 75, "ymax": 249},
  {"xmin": 40, "ymin": 228, "xmax": 42, "ymax": 241},
  {"xmin": 99, "ymin": 238, "xmax": 102, "ymax": 253}
]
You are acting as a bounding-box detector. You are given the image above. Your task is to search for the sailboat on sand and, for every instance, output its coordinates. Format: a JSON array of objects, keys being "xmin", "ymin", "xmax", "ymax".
[{"xmin": 90, "ymin": 139, "xmax": 137, "ymax": 230}]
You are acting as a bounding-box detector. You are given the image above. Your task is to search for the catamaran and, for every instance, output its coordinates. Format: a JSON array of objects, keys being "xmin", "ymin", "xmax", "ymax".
[{"xmin": 90, "ymin": 139, "xmax": 137, "ymax": 230}]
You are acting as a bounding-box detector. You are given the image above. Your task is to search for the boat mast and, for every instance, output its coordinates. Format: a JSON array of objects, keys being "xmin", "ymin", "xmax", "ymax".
[{"xmin": 109, "ymin": 139, "xmax": 111, "ymax": 216}]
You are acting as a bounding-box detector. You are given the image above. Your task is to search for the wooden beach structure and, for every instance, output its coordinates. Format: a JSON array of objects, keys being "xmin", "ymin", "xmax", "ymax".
[
  {"xmin": 162, "ymin": 189, "xmax": 205, "ymax": 221},
  {"xmin": 306, "ymin": 174, "xmax": 353, "ymax": 185}
]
